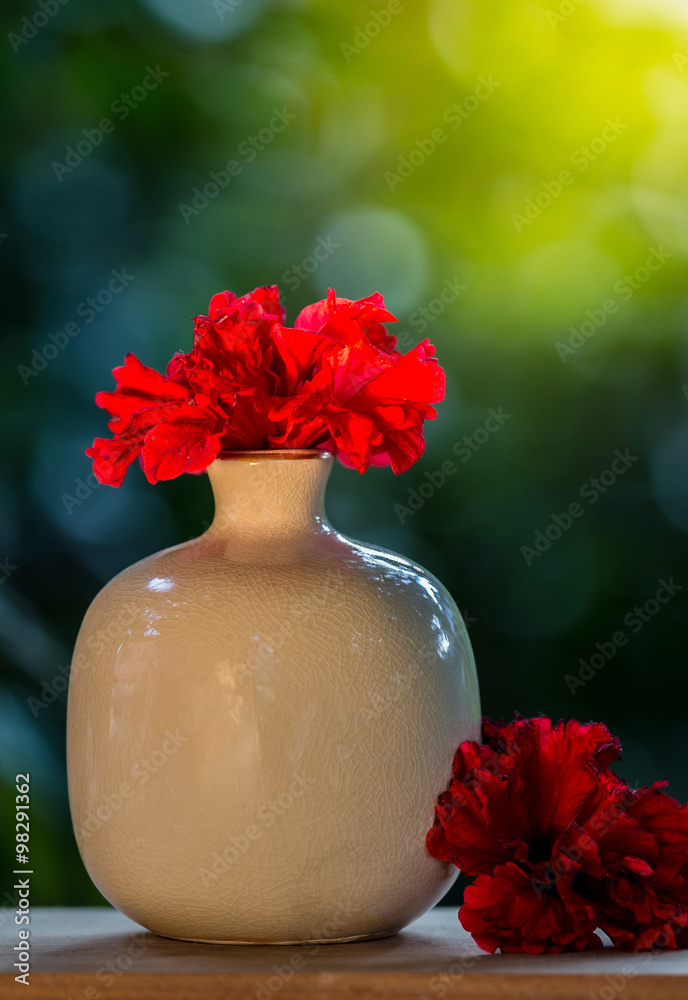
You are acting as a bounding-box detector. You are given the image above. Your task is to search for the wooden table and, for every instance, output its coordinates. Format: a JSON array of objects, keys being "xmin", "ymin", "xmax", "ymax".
[{"xmin": 1, "ymin": 906, "xmax": 687, "ymax": 999}]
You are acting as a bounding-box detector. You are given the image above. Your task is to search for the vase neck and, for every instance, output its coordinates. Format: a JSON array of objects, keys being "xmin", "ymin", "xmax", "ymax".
[{"xmin": 205, "ymin": 453, "xmax": 333, "ymax": 540}]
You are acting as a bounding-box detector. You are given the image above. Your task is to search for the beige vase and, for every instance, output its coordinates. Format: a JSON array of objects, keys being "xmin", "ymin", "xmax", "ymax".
[{"xmin": 67, "ymin": 450, "xmax": 480, "ymax": 944}]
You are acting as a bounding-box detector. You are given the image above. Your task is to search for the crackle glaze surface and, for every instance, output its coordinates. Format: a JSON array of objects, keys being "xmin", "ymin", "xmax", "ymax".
[{"xmin": 67, "ymin": 451, "xmax": 481, "ymax": 943}]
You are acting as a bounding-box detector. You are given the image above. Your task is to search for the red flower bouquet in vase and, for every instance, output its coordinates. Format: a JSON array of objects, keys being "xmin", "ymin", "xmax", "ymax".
[{"xmin": 67, "ymin": 286, "xmax": 481, "ymax": 944}]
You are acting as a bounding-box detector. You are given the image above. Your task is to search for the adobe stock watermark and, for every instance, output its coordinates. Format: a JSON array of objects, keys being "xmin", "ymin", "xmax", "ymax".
[
  {"xmin": 674, "ymin": 40, "xmax": 688, "ymax": 73},
  {"xmin": 511, "ymin": 117, "xmax": 628, "ymax": 233},
  {"xmin": 281, "ymin": 236, "xmax": 340, "ymax": 294},
  {"xmin": 340, "ymin": 0, "xmax": 405, "ymax": 62},
  {"xmin": 41, "ymin": 597, "xmax": 173, "ymax": 718},
  {"xmin": 178, "ymin": 107, "xmax": 296, "ymax": 224},
  {"xmin": 232, "ymin": 591, "xmax": 330, "ymax": 680},
  {"xmin": 198, "ymin": 772, "xmax": 316, "ymax": 886},
  {"xmin": 555, "ymin": 246, "xmax": 672, "ymax": 361},
  {"xmin": 0, "ymin": 557, "xmax": 18, "ymax": 585},
  {"xmin": 545, "ymin": 0, "xmax": 586, "ymax": 30},
  {"xmin": 229, "ymin": 903, "xmax": 349, "ymax": 997},
  {"xmin": 565, "ymin": 577, "xmax": 682, "ymax": 694},
  {"xmin": 213, "ymin": 0, "xmax": 243, "ymax": 18},
  {"xmin": 395, "ymin": 408, "xmax": 511, "ymax": 523},
  {"xmin": 585, "ymin": 919, "xmax": 687, "ymax": 1000},
  {"xmin": 78, "ymin": 600, "xmax": 143, "ymax": 668},
  {"xmin": 51, "ymin": 66, "xmax": 169, "ymax": 182},
  {"xmin": 235, "ymin": 948, "xmax": 309, "ymax": 999},
  {"xmin": 61, "ymin": 471, "xmax": 103, "ymax": 514},
  {"xmin": 17, "ymin": 268, "xmax": 135, "ymax": 385},
  {"xmin": 527, "ymin": 828, "xmax": 688, "ymax": 998},
  {"xmin": 521, "ymin": 448, "xmax": 638, "ymax": 565},
  {"xmin": 394, "ymin": 278, "xmax": 466, "ymax": 347},
  {"xmin": 385, "ymin": 78, "xmax": 501, "ymax": 191},
  {"xmin": 530, "ymin": 796, "xmax": 626, "ymax": 897},
  {"xmin": 73, "ymin": 730, "xmax": 189, "ymax": 841},
  {"xmin": 67, "ymin": 934, "xmax": 149, "ymax": 1000},
  {"xmin": 359, "ymin": 660, "xmax": 421, "ymax": 725},
  {"xmin": 7, "ymin": 0, "xmax": 70, "ymax": 54},
  {"xmin": 419, "ymin": 953, "xmax": 479, "ymax": 999},
  {"xmin": 27, "ymin": 663, "xmax": 71, "ymax": 717},
  {"xmin": 330, "ymin": 632, "xmax": 475, "ymax": 775},
  {"xmin": 27, "ymin": 600, "xmax": 145, "ymax": 718}
]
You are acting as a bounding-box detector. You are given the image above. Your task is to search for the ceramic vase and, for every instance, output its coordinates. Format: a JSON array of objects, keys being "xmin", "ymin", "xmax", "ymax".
[{"xmin": 67, "ymin": 450, "xmax": 480, "ymax": 943}]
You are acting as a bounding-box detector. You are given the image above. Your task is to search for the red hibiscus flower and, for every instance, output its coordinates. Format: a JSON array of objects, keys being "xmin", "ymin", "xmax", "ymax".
[
  {"xmin": 87, "ymin": 354, "xmax": 199, "ymax": 486},
  {"xmin": 591, "ymin": 782, "xmax": 688, "ymax": 950},
  {"xmin": 266, "ymin": 290, "xmax": 444, "ymax": 473},
  {"xmin": 427, "ymin": 716, "xmax": 688, "ymax": 954},
  {"xmin": 461, "ymin": 863, "xmax": 602, "ymax": 954},
  {"xmin": 88, "ymin": 286, "xmax": 444, "ymax": 484}
]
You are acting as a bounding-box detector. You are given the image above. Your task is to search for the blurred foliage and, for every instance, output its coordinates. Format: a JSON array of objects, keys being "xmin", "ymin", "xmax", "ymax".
[{"xmin": 1, "ymin": 0, "xmax": 688, "ymax": 908}]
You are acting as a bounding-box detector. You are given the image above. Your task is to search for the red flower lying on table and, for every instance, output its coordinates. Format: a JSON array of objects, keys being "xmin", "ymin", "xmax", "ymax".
[
  {"xmin": 427, "ymin": 716, "xmax": 688, "ymax": 954},
  {"xmin": 87, "ymin": 285, "xmax": 445, "ymax": 485}
]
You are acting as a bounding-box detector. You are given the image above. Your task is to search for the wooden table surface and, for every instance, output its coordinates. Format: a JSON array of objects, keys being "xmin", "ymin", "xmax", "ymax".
[{"xmin": 1, "ymin": 906, "xmax": 687, "ymax": 999}]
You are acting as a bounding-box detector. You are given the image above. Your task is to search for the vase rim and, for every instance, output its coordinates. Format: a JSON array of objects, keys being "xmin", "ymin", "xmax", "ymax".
[{"xmin": 214, "ymin": 449, "xmax": 332, "ymax": 462}]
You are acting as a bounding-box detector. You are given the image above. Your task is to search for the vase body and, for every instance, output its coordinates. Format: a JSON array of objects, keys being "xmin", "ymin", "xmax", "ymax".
[{"xmin": 67, "ymin": 451, "xmax": 480, "ymax": 943}]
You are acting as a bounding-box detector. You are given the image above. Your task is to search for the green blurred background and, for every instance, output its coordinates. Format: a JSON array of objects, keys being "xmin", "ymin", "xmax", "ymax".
[{"xmin": 2, "ymin": 0, "xmax": 688, "ymax": 909}]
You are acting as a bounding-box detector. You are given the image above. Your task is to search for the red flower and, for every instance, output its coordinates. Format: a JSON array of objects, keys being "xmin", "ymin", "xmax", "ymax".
[
  {"xmin": 460, "ymin": 863, "xmax": 602, "ymax": 954},
  {"xmin": 139, "ymin": 397, "xmax": 229, "ymax": 483},
  {"xmin": 88, "ymin": 286, "xmax": 444, "ymax": 484},
  {"xmin": 86, "ymin": 354, "xmax": 196, "ymax": 486},
  {"xmin": 591, "ymin": 782, "xmax": 688, "ymax": 950},
  {"xmin": 426, "ymin": 718, "xmax": 623, "ymax": 877},
  {"xmin": 427, "ymin": 716, "xmax": 688, "ymax": 954},
  {"xmin": 268, "ymin": 291, "xmax": 444, "ymax": 473},
  {"xmin": 294, "ymin": 290, "xmax": 398, "ymax": 353}
]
